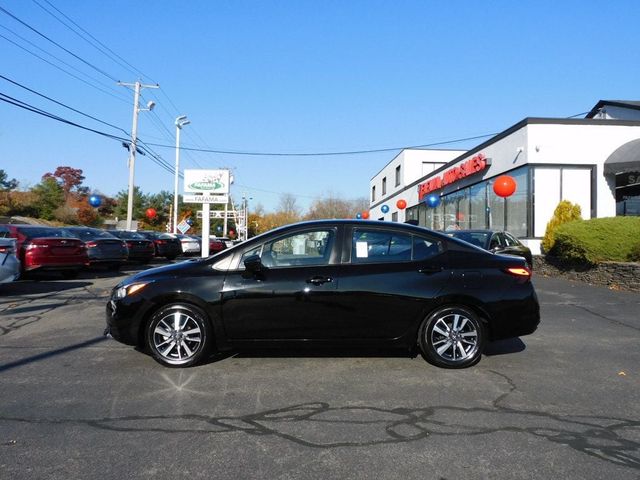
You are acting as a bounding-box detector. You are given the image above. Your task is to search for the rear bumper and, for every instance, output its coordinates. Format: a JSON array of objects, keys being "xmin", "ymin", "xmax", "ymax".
[{"xmin": 487, "ymin": 287, "xmax": 540, "ymax": 341}]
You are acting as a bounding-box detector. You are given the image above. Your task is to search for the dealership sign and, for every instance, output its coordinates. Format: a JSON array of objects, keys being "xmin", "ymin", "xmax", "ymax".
[
  {"xmin": 418, "ymin": 153, "xmax": 489, "ymax": 200},
  {"xmin": 184, "ymin": 169, "xmax": 230, "ymax": 194}
]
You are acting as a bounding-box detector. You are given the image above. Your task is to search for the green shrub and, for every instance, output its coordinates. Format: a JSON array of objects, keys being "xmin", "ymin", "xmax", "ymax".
[
  {"xmin": 550, "ymin": 217, "xmax": 640, "ymax": 264},
  {"xmin": 629, "ymin": 243, "xmax": 640, "ymax": 262},
  {"xmin": 541, "ymin": 200, "xmax": 582, "ymax": 253}
]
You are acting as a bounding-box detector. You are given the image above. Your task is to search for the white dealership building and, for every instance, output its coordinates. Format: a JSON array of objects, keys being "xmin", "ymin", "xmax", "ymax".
[{"xmin": 369, "ymin": 100, "xmax": 640, "ymax": 254}]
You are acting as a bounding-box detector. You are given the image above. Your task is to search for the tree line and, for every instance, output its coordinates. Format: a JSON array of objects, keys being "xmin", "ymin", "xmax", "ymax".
[{"xmin": 0, "ymin": 167, "xmax": 369, "ymax": 236}]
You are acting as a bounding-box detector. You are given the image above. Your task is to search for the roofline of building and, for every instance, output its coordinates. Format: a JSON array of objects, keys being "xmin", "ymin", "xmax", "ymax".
[
  {"xmin": 369, "ymin": 116, "xmax": 640, "ymax": 209},
  {"xmin": 369, "ymin": 147, "xmax": 467, "ymax": 181},
  {"xmin": 586, "ymin": 100, "xmax": 640, "ymax": 118}
]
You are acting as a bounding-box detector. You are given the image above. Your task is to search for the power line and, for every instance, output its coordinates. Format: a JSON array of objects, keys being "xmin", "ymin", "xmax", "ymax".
[
  {"xmin": 0, "ymin": 5, "xmax": 118, "ymax": 82},
  {"xmin": 0, "ymin": 73, "xmax": 129, "ymax": 135},
  {"xmin": 141, "ymin": 133, "xmax": 499, "ymax": 157},
  {"xmin": 0, "ymin": 29, "xmax": 130, "ymax": 104},
  {"xmin": 0, "ymin": 90, "xmax": 176, "ymax": 176},
  {"xmin": 31, "ymin": 0, "xmax": 142, "ymax": 80}
]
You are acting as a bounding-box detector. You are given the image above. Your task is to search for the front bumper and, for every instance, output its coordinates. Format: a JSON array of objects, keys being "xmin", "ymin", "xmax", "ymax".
[{"xmin": 105, "ymin": 295, "xmax": 154, "ymax": 346}]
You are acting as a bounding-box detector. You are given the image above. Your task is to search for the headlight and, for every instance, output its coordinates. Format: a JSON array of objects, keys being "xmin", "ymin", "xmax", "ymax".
[{"xmin": 115, "ymin": 282, "xmax": 151, "ymax": 299}]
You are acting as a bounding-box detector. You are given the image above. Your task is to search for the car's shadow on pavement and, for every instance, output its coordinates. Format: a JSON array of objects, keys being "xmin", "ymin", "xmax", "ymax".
[
  {"xmin": 483, "ymin": 337, "xmax": 526, "ymax": 356},
  {"xmin": 0, "ymin": 280, "xmax": 93, "ymax": 296}
]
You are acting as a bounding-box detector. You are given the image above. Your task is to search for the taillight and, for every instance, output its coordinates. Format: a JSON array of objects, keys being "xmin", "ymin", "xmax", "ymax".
[
  {"xmin": 25, "ymin": 242, "xmax": 49, "ymax": 250},
  {"xmin": 126, "ymin": 241, "xmax": 134, "ymax": 248},
  {"xmin": 0, "ymin": 245, "xmax": 13, "ymax": 254},
  {"xmin": 86, "ymin": 241, "xmax": 98, "ymax": 248},
  {"xmin": 156, "ymin": 240, "xmax": 167, "ymax": 245},
  {"xmin": 147, "ymin": 242, "xmax": 154, "ymax": 249},
  {"xmin": 505, "ymin": 266, "xmax": 532, "ymax": 278}
]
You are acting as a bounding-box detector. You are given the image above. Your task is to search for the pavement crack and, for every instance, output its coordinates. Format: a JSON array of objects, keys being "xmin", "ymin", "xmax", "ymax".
[{"xmin": 1, "ymin": 403, "xmax": 638, "ymax": 468}]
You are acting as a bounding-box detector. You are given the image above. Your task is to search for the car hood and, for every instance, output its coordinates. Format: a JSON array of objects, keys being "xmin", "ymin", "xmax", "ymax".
[{"xmin": 118, "ymin": 258, "xmax": 204, "ymax": 286}]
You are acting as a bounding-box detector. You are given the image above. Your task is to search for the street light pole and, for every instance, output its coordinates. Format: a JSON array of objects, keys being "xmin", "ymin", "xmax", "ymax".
[
  {"xmin": 173, "ymin": 115, "xmax": 190, "ymax": 234},
  {"xmin": 118, "ymin": 80, "xmax": 159, "ymax": 231}
]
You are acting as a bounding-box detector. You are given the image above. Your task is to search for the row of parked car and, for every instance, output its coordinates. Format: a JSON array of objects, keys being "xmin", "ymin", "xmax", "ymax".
[{"xmin": 0, "ymin": 224, "xmax": 236, "ymax": 282}]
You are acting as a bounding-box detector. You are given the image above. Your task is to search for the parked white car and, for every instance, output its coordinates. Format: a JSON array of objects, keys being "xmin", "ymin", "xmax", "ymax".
[{"xmin": 0, "ymin": 238, "xmax": 20, "ymax": 283}]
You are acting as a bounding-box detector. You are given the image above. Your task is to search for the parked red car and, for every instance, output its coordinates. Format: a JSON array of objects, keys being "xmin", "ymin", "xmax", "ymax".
[
  {"xmin": 0, "ymin": 225, "xmax": 89, "ymax": 278},
  {"xmin": 209, "ymin": 237, "xmax": 228, "ymax": 253}
]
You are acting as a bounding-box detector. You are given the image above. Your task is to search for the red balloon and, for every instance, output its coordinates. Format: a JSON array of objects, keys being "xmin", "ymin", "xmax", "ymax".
[
  {"xmin": 362, "ymin": 211, "xmax": 370, "ymax": 219},
  {"xmin": 145, "ymin": 208, "xmax": 157, "ymax": 219},
  {"xmin": 396, "ymin": 199, "xmax": 407, "ymax": 210},
  {"xmin": 493, "ymin": 175, "xmax": 517, "ymax": 198}
]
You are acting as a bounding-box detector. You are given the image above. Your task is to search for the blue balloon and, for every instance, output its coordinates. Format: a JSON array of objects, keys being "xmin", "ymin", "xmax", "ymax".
[
  {"xmin": 355, "ymin": 213, "xmax": 362, "ymax": 219},
  {"xmin": 425, "ymin": 194, "xmax": 441, "ymax": 208},
  {"xmin": 88, "ymin": 194, "xmax": 102, "ymax": 208},
  {"xmin": 381, "ymin": 204, "xmax": 389, "ymax": 214},
  {"xmin": 186, "ymin": 218, "xmax": 193, "ymax": 225}
]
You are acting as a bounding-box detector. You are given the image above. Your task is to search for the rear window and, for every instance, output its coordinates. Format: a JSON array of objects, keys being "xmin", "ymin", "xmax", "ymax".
[
  {"xmin": 112, "ymin": 231, "xmax": 146, "ymax": 240},
  {"xmin": 65, "ymin": 228, "xmax": 116, "ymax": 240},
  {"xmin": 18, "ymin": 227, "xmax": 67, "ymax": 239}
]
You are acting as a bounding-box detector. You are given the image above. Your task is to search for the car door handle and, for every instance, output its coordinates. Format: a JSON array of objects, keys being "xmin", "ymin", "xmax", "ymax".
[
  {"xmin": 306, "ymin": 276, "xmax": 333, "ymax": 285},
  {"xmin": 418, "ymin": 266, "xmax": 443, "ymax": 275}
]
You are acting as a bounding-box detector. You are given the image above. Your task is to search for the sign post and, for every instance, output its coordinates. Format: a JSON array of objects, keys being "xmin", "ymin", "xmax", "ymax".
[{"xmin": 183, "ymin": 169, "xmax": 230, "ymax": 258}]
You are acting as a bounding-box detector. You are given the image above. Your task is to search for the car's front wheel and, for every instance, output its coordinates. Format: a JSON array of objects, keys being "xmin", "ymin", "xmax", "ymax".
[
  {"xmin": 146, "ymin": 304, "xmax": 213, "ymax": 367},
  {"xmin": 418, "ymin": 306, "xmax": 485, "ymax": 368}
]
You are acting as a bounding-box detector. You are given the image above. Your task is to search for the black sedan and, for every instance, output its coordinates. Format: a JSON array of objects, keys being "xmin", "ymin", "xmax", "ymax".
[
  {"xmin": 137, "ymin": 231, "xmax": 182, "ymax": 260},
  {"xmin": 106, "ymin": 220, "xmax": 539, "ymax": 369},
  {"xmin": 108, "ymin": 231, "xmax": 155, "ymax": 263},
  {"xmin": 445, "ymin": 230, "xmax": 533, "ymax": 268},
  {"xmin": 63, "ymin": 227, "xmax": 128, "ymax": 269}
]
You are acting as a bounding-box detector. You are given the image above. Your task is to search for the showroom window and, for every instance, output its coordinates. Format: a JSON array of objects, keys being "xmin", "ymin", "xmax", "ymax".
[
  {"xmin": 371, "ymin": 185, "xmax": 376, "ymax": 202},
  {"xmin": 382, "ymin": 177, "xmax": 387, "ymax": 195},
  {"xmin": 395, "ymin": 165, "xmax": 401, "ymax": 186}
]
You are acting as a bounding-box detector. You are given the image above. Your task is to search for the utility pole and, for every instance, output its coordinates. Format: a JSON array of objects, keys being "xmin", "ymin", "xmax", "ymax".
[
  {"xmin": 118, "ymin": 80, "xmax": 159, "ymax": 231},
  {"xmin": 173, "ymin": 115, "xmax": 190, "ymax": 234}
]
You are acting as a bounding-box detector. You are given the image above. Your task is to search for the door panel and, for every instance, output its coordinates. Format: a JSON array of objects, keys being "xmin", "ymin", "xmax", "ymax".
[{"xmin": 221, "ymin": 265, "xmax": 341, "ymax": 339}]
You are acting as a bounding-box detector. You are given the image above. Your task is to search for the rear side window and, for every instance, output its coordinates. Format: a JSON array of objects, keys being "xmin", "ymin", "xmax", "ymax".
[
  {"xmin": 352, "ymin": 230, "xmax": 412, "ymax": 263},
  {"xmin": 352, "ymin": 229, "xmax": 443, "ymax": 263},
  {"xmin": 413, "ymin": 236, "xmax": 443, "ymax": 261}
]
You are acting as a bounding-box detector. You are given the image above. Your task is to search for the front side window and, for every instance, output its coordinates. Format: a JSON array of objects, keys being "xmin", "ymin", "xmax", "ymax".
[{"xmin": 240, "ymin": 230, "xmax": 335, "ymax": 268}]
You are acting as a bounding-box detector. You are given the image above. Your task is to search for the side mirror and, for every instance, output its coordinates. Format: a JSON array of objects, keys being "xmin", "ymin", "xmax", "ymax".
[{"xmin": 243, "ymin": 254, "xmax": 264, "ymax": 274}]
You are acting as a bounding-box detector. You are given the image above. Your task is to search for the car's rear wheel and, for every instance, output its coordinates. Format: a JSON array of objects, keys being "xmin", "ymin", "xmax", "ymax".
[
  {"xmin": 418, "ymin": 306, "xmax": 485, "ymax": 368},
  {"xmin": 146, "ymin": 304, "xmax": 213, "ymax": 367}
]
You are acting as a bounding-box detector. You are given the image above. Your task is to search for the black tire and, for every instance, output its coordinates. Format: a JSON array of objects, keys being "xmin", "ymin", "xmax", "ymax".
[
  {"xmin": 418, "ymin": 306, "xmax": 485, "ymax": 368},
  {"xmin": 146, "ymin": 303, "xmax": 213, "ymax": 367},
  {"xmin": 61, "ymin": 270, "xmax": 79, "ymax": 280}
]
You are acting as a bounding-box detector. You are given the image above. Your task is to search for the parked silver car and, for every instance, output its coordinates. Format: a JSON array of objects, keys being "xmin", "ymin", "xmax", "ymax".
[
  {"xmin": 176, "ymin": 234, "xmax": 200, "ymax": 255},
  {"xmin": 0, "ymin": 238, "xmax": 20, "ymax": 283}
]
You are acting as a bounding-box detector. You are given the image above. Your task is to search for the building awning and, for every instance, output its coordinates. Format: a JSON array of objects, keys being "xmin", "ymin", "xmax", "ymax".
[{"xmin": 604, "ymin": 138, "xmax": 640, "ymax": 174}]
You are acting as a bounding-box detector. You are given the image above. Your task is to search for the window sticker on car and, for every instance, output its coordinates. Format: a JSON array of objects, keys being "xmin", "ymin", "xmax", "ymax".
[{"xmin": 356, "ymin": 241, "xmax": 368, "ymax": 258}]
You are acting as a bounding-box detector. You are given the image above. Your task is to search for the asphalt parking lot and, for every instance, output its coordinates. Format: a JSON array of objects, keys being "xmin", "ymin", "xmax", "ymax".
[{"xmin": 0, "ymin": 264, "xmax": 638, "ymax": 479}]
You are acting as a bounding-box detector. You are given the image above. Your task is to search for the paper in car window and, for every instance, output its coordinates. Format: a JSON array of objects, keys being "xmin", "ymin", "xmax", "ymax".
[{"xmin": 356, "ymin": 241, "xmax": 368, "ymax": 258}]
